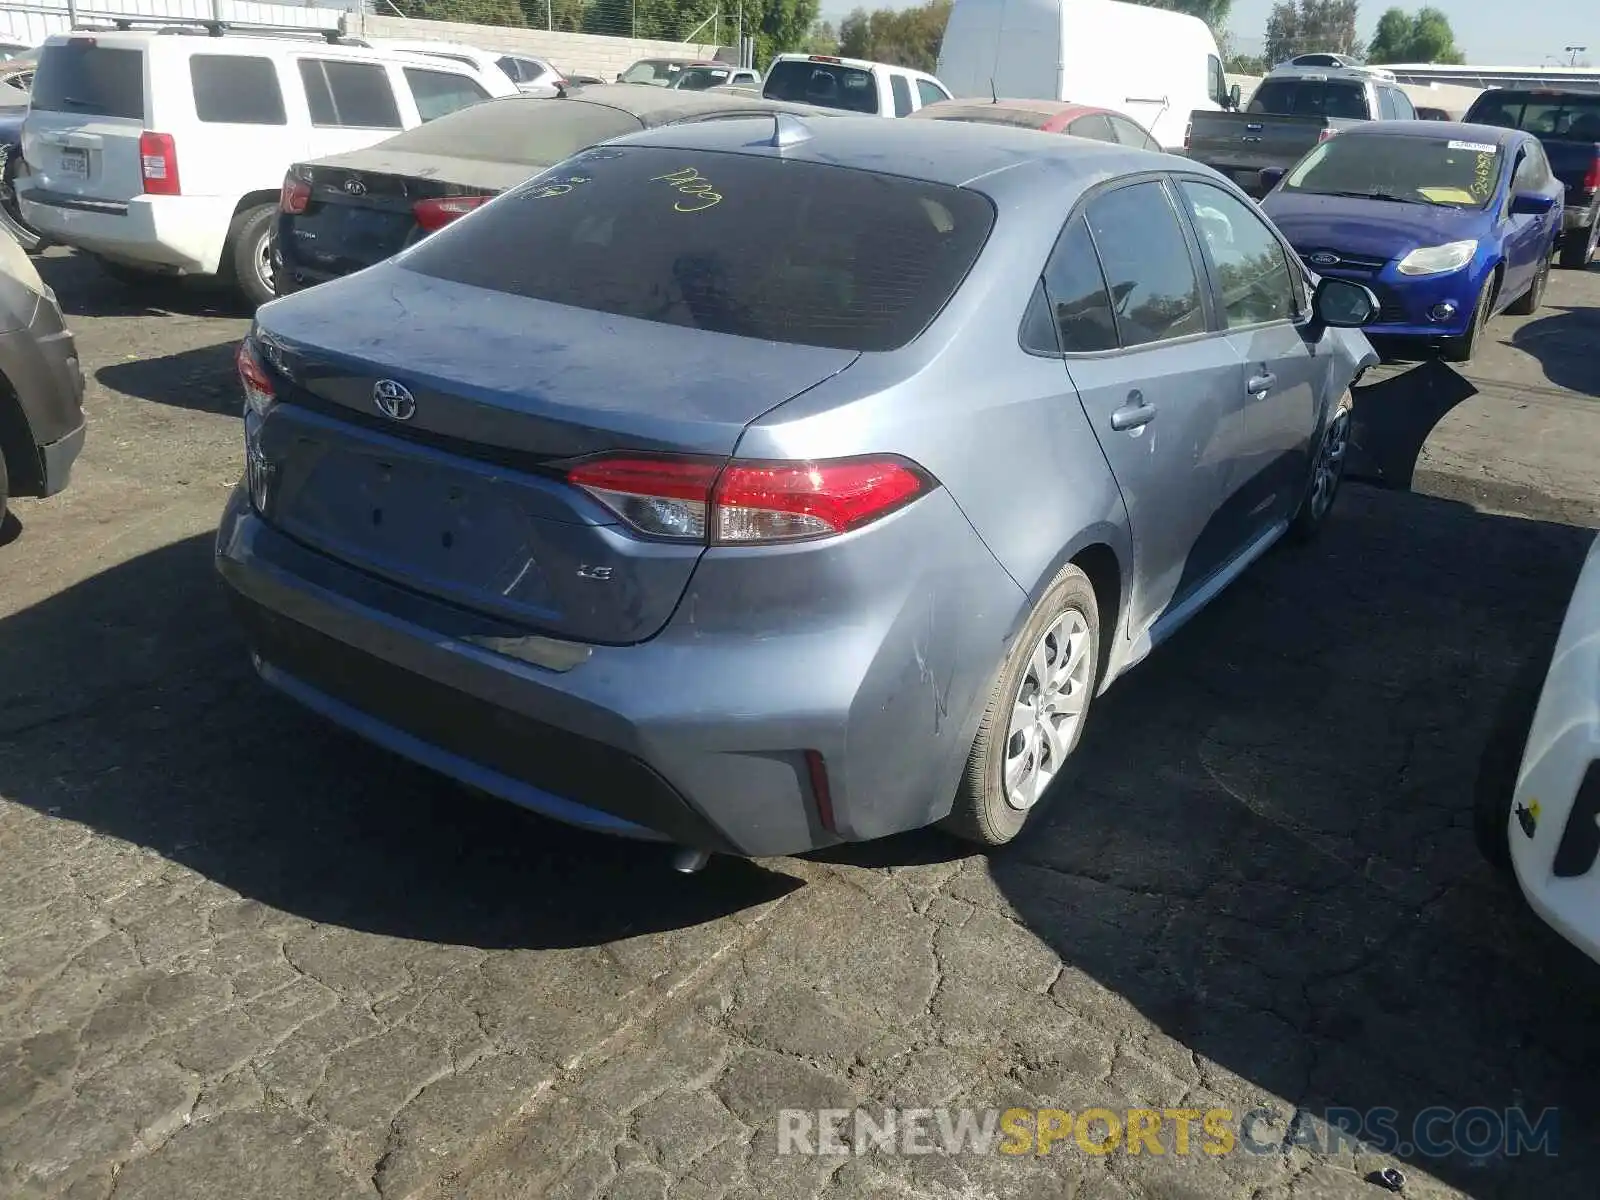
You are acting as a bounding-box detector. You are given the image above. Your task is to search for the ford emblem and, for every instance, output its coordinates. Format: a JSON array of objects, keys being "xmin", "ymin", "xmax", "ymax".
[
  {"xmin": 1308, "ymin": 252, "xmax": 1340, "ymax": 267},
  {"xmin": 373, "ymin": 379, "xmax": 416, "ymax": 421}
]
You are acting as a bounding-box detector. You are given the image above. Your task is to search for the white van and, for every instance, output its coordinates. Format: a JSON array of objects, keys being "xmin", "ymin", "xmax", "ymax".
[
  {"xmin": 936, "ymin": 0, "xmax": 1233, "ymax": 150},
  {"xmin": 17, "ymin": 21, "xmax": 515, "ymax": 306}
]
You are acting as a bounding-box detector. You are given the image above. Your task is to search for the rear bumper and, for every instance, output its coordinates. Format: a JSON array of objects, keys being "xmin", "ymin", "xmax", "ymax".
[
  {"xmin": 1510, "ymin": 531, "xmax": 1600, "ymax": 965},
  {"xmin": 16, "ymin": 188, "xmax": 235, "ymax": 275},
  {"xmin": 215, "ymin": 482, "xmax": 1025, "ymax": 857}
]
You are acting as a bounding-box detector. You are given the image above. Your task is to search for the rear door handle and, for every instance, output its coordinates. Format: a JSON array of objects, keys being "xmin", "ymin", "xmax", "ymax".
[
  {"xmin": 1110, "ymin": 392, "xmax": 1157, "ymax": 431},
  {"xmin": 1247, "ymin": 371, "xmax": 1276, "ymax": 396}
]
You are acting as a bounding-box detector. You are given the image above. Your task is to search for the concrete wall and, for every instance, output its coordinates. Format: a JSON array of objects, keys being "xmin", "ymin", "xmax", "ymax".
[{"xmin": 352, "ymin": 14, "xmax": 724, "ymax": 82}]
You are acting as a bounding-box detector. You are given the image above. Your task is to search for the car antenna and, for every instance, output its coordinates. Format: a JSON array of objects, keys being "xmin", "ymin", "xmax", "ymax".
[
  {"xmin": 769, "ymin": 111, "xmax": 813, "ymax": 149},
  {"xmin": 990, "ymin": 77, "xmax": 998, "ymax": 103}
]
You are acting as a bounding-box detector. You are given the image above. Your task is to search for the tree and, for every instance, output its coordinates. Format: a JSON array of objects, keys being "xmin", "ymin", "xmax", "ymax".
[
  {"xmin": 836, "ymin": 0, "xmax": 951, "ymax": 73},
  {"xmin": 801, "ymin": 19, "xmax": 840, "ymax": 55},
  {"xmin": 1260, "ymin": 0, "xmax": 1361, "ymax": 63},
  {"xmin": 1136, "ymin": 0, "xmax": 1234, "ymax": 30},
  {"xmin": 1365, "ymin": 6, "xmax": 1464, "ymax": 64}
]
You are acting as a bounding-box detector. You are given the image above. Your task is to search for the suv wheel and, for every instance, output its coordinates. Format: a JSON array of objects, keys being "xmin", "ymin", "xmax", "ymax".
[
  {"xmin": 225, "ymin": 204, "xmax": 278, "ymax": 310},
  {"xmin": 943, "ymin": 563, "xmax": 1100, "ymax": 847}
]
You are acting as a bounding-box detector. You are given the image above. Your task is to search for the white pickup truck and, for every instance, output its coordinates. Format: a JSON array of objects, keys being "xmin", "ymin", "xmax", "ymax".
[{"xmin": 761, "ymin": 53, "xmax": 951, "ymax": 117}]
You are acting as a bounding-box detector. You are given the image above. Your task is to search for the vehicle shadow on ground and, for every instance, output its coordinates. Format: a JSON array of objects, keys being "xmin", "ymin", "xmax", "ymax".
[
  {"xmin": 1511, "ymin": 304, "xmax": 1600, "ymax": 397},
  {"xmin": 35, "ymin": 249, "xmax": 246, "ymax": 321},
  {"xmin": 992, "ymin": 487, "xmax": 1600, "ymax": 1197},
  {"xmin": 94, "ymin": 340, "xmax": 244, "ymax": 416},
  {"xmin": 0, "ymin": 533, "xmax": 800, "ymax": 950}
]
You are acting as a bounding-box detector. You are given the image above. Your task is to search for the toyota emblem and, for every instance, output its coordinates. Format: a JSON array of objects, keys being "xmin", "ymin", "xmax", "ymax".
[
  {"xmin": 373, "ymin": 379, "xmax": 416, "ymax": 421},
  {"xmin": 343, "ymin": 178, "xmax": 367, "ymax": 196},
  {"xmin": 1308, "ymin": 252, "xmax": 1340, "ymax": 267}
]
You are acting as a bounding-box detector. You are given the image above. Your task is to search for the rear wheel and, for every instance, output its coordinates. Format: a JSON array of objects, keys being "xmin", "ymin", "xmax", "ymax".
[
  {"xmin": 943, "ymin": 564, "xmax": 1100, "ymax": 847},
  {"xmin": 223, "ymin": 204, "xmax": 278, "ymax": 310},
  {"xmin": 1558, "ymin": 221, "xmax": 1597, "ymax": 270}
]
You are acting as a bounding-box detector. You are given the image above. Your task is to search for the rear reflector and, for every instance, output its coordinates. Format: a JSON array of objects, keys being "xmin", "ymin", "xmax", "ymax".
[
  {"xmin": 565, "ymin": 454, "xmax": 935, "ymax": 545},
  {"xmin": 139, "ymin": 131, "xmax": 180, "ymax": 196},
  {"xmin": 413, "ymin": 194, "xmax": 489, "ymax": 232},
  {"xmin": 804, "ymin": 750, "xmax": 837, "ymax": 832},
  {"xmin": 236, "ymin": 338, "xmax": 275, "ymax": 417},
  {"xmin": 280, "ymin": 169, "xmax": 310, "ymax": 215}
]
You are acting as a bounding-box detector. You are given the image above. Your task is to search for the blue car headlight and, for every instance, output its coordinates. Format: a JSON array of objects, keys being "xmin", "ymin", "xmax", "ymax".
[{"xmin": 1397, "ymin": 239, "xmax": 1478, "ymax": 276}]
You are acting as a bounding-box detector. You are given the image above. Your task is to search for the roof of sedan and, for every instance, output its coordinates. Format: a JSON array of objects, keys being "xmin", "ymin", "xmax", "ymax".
[
  {"xmin": 600, "ymin": 109, "xmax": 1167, "ymax": 189},
  {"xmin": 1336, "ymin": 120, "xmax": 1521, "ymax": 145}
]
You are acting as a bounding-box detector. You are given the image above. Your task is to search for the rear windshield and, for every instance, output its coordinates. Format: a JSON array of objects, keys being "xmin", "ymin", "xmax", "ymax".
[
  {"xmin": 1467, "ymin": 93, "xmax": 1600, "ymax": 140},
  {"xmin": 31, "ymin": 42, "xmax": 145, "ymax": 119},
  {"xmin": 620, "ymin": 60, "xmax": 686, "ymax": 85},
  {"xmin": 400, "ymin": 145, "xmax": 996, "ymax": 353},
  {"xmin": 675, "ymin": 66, "xmax": 734, "ymax": 91},
  {"xmin": 763, "ymin": 60, "xmax": 879, "ymax": 114},
  {"xmin": 347, "ymin": 97, "xmax": 642, "ymax": 167},
  {"xmin": 1248, "ymin": 79, "xmax": 1369, "ymax": 120}
]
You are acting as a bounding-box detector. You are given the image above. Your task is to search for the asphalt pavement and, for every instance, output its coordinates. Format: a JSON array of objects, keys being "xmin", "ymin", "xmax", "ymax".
[{"xmin": 3, "ymin": 250, "xmax": 1600, "ymax": 1200}]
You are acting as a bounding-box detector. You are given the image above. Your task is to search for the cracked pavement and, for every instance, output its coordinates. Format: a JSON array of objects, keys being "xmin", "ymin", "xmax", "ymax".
[{"xmin": 3, "ymin": 252, "xmax": 1600, "ymax": 1199}]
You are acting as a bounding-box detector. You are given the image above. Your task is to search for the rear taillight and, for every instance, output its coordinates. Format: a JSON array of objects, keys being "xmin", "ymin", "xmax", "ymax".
[
  {"xmin": 138, "ymin": 131, "xmax": 180, "ymax": 196},
  {"xmin": 236, "ymin": 338, "xmax": 275, "ymax": 417},
  {"xmin": 1583, "ymin": 157, "xmax": 1600, "ymax": 195},
  {"xmin": 1317, "ymin": 127, "xmax": 1339, "ymax": 143},
  {"xmin": 565, "ymin": 454, "xmax": 935, "ymax": 545},
  {"xmin": 413, "ymin": 194, "xmax": 488, "ymax": 232},
  {"xmin": 280, "ymin": 169, "xmax": 310, "ymax": 215}
]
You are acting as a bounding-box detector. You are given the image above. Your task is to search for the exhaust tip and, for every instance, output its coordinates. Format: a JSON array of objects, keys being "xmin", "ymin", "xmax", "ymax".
[{"xmin": 671, "ymin": 847, "xmax": 711, "ymax": 874}]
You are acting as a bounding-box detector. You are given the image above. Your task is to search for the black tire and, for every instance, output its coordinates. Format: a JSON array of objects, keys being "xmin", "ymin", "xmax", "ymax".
[
  {"xmin": 223, "ymin": 204, "xmax": 278, "ymax": 310},
  {"xmin": 0, "ymin": 159, "xmax": 41, "ymax": 253},
  {"xmin": 1290, "ymin": 391, "xmax": 1352, "ymax": 541},
  {"xmin": 1557, "ymin": 222, "xmax": 1596, "ymax": 270},
  {"xmin": 943, "ymin": 563, "xmax": 1101, "ymax": 847},
  {"xmin": 1507, "ymin": 255, "xmax": 1548, "ymax": 316},
  {"xmin": 1442, "ymin": 272, "xmax": 1496, "ymax": 364}
]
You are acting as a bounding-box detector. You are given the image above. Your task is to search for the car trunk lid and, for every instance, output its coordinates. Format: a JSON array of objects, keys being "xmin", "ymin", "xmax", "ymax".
[{"xmin": 251, "ymin": 263, "xmax": 859, "ymax": 643}]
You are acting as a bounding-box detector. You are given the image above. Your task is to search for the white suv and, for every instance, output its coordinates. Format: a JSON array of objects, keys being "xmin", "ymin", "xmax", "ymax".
[
  {"xmin": 363, "ymin": 38, "xmax": 566, "ymax": 98},
  {"xmin": 17, "ymin": 21, "xmax": 516, "ymax": 307}
]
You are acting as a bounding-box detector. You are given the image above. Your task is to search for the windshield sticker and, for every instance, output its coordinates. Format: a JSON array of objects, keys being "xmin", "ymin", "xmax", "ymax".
[
  {"xmin": 649, "ymin": 166, "xmax": 723, "ymax": 213},
  {"xmin": 1448, "ymin": 139, "xmax": 1498, "ymax": 154},
  {"xmin": 527, "ymin": 173, "xmax": 590, "ymax": 199},
  {"xmin": 1472, "ymin": 151, "xmax": 1495, "ymax": 200},
  {"xmin": 1419, "ymin": 186, "xmax": 1478, "ymax": 205}
]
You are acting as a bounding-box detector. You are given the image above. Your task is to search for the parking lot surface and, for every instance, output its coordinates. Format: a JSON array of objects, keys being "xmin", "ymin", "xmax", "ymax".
[{"xmin": 4, "ymin": 251, "xmax": 1600, "ymax": 1200}]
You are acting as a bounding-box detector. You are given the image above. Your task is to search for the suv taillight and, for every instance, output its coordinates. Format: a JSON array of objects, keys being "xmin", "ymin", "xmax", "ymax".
[
  {"xmin": 138, "ymin": 131, "xmax": 180, "ymax": 196},
  {"xmin": 565, "ymin": 454, "xmax": 936, "ymax": 545},
  {"xmin": 280, "ymin": 169, "xmax": 311, "ymax": 215},
  {"xmin": 413, "ymin": 194, "xmax": 488, "ymax": 232},
  {"xmin": 1583, "ymin": 157, "xmax": 1600, "ymax": 196},
  {"xmin": 1317, "ymin": 127, "xmax": 1339, "ymax": 143}
]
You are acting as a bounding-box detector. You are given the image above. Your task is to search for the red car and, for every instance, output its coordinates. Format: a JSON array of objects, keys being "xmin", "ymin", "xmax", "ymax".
[{"xmin": 908, "ymin": 98, "xmax": 1164, "ymax": 151}]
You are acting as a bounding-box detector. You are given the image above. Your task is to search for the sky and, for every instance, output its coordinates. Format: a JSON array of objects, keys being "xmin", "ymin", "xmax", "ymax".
[{"xmin": 815, "ymin": 0, "xmax": 1596, "ymax": 68}]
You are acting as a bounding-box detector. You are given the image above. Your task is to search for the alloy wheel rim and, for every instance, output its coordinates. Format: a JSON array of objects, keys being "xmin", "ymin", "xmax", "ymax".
[
  {"xmin": 255, "ymin": 232, "xmax": 274, "ymax": 293},
  {"xmin": 1308, "ymin": 407, "xmax": 1350, "ymax": 521},
  {"xmin": 1002, "ymin": 608, "xmax": 1092, "ymax": 811}
]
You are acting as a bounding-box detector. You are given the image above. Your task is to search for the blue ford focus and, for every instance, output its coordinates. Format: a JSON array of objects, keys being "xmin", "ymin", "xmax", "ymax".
[{"xmin": 1260, "ymin": 122, "xmax": 1564, "ymax": 361}]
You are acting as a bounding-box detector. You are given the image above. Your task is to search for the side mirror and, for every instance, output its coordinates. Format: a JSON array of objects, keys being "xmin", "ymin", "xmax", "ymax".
[
  {"xmin": 1510, "ymin": 191, "xmax": 1556, "ymax": 216},
  {"xmin": 1257, "ymin": 166, "xmax": 1287, "ymax": 193},
  {"xmin": 1228, "ymin": 83, "xmax": 1242, "ymax": 110},
  {"xmin": 1312, "ymin": 276, "xmax": 1380, "ymax": 329}
]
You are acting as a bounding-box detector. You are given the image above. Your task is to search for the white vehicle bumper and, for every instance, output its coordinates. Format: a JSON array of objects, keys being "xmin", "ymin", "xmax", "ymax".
[
  {"xmin": 16, "ymin": 188, "xmax": 235, "ymax": 275},
  {"xmin": 1510, "ymin": 530, "xmax": 1600, "ymax": 965}
]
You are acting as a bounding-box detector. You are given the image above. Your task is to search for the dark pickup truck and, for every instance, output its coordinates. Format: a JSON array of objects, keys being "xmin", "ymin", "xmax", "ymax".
[
  {"xmin": 1464, "ymin": 89, "xmax": 1600, "ymax": 268},
  {"xmin": 1186, "ymin": 67, "xmax": 1419, "ymax": 196}
]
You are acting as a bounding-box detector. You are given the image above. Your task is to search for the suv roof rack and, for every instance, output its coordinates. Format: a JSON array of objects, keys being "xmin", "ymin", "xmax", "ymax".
[{"xmin": 69, "ymin": 16, "xmax": 355, "ymax": 44}]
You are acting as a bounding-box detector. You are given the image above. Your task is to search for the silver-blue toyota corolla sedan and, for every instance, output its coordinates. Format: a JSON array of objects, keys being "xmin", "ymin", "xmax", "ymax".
[{"xmin": 217, "ymin": 114, "xmax": 1380, "ymax": 862}]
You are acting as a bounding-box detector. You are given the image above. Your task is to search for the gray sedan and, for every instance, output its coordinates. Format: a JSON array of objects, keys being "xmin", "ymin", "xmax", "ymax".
[{"xmin": 218, "ymin": 114, "xmax": 1379, "ymax": 863}]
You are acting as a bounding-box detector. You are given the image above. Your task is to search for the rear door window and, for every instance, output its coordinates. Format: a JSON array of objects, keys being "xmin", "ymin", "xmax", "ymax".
[
  {"xmin": 299, "ymin": 58, "xmax": 402, "ymax": 129},
  {"xmin": 1066, "ymin": 113, "xmax": 1116, "ymax": 143},
  {"xmin": 1107, "ymin": 115, "xmax": 1161, "ymax": 152},
  {"xmin": 30, "ymin": 43, "xmax": 145, "ymax": 119},
  {"xmin": 190, "ymin": 54, "xmax": 286, "ymax": 125},
  {"xmin": 1375, "ymin": 88, "xmax": 1398, "ymax": 120},
  {"xmin": 399, "ymin": 145, "xmax": 996, "ymax": 353},
  {"xmin": 890, "ymin": 75, "xmax": 912, "ymax": 117},
  {"xmin": 404, "ymin": 67, "xmax": 490, "ymax": 122},
  {"xmin": 1040, "ymin": 216, "xmax": 1118, "ymax": 352},
  {"xmin": 1082, "ymin": 181, "xmax": 1205, "ymax": 347},
  {"xmin": 916, "ymin": 79, "xmax": 947, "ymax": 107}
]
